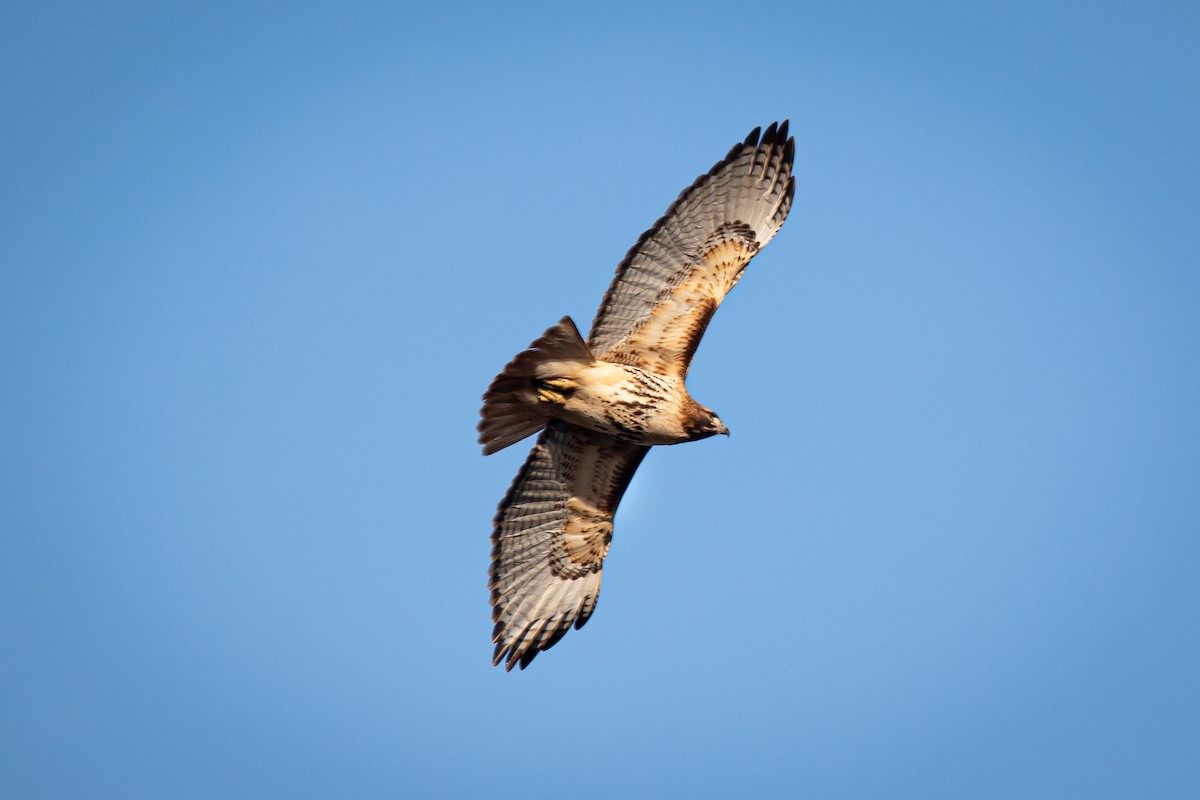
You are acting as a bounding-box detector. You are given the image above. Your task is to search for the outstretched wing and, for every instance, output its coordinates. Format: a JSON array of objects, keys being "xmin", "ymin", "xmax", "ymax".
[
  {"xmin": 490, "ymin": 421, "xmax": 648, "ymax": 670},
  {"xmin": 587, "ymin": 121, "xmax": 795, "ymax": 376}
]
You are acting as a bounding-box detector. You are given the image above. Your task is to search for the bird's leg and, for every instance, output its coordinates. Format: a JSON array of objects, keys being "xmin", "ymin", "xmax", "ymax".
[{"xmin": 535, "ymin": 377, "xmax": 577, "ymax": 406}]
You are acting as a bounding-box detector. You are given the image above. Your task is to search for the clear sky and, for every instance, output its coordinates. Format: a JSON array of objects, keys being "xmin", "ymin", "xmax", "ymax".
[{"xmin": 3, "ymin": 1, "xmax": 1198, "ymax": 797}]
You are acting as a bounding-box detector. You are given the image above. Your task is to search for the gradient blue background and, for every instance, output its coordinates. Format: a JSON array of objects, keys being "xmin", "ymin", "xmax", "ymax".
[{"xmin": 3, "ymin": 2, "xmax": 1198, "ymax": 797}]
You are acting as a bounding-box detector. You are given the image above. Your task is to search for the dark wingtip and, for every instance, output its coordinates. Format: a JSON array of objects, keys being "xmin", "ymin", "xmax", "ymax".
[
  {"xmin": 494, "ymin": 641, "xmax": 520, "ymax": 671},
  {"xmin": 761, "ymin": 120, "xmax": 779, "ymax": 145},
  {"xmin": 743, "ymin": 126, "xmax": 761, "ymax": 147}
]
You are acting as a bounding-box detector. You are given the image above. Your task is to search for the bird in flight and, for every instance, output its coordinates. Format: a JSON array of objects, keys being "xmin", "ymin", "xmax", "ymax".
[{"xmin": 479, "ymin": 122, "xmax": 795, "ymax": 670}]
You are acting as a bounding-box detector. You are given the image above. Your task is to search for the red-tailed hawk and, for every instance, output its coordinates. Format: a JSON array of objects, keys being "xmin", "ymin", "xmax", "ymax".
[{"xmin": 479, "ymin": 122, "xmax": 796, "ymax": 669}]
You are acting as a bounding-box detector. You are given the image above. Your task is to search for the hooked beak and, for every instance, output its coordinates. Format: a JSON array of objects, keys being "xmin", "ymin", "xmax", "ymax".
[{"xmin": 688, "ymin": 404, "xmax": 729, "ymax": 440}]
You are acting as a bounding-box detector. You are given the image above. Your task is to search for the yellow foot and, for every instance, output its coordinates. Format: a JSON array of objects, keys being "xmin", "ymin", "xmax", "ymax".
[{"xmin": 536, "ymin": 377, "xmax": 576, "ymax": 405}]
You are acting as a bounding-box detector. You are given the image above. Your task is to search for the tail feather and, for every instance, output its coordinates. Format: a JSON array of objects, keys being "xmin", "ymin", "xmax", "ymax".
[{"xmin": 478, "ymin": 317, "xmax": 594, "ymax": 455}]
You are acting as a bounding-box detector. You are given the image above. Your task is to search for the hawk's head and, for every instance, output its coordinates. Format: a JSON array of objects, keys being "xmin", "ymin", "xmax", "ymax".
[{"xmin": 683, "ymin": 401, "xmax": 729, "ymax": 441}]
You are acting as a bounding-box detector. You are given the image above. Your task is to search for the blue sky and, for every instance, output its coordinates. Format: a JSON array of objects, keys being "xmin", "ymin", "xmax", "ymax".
[{"xmin": 3, "ymin": 1, "xmax": 1198, "ymax": 797}]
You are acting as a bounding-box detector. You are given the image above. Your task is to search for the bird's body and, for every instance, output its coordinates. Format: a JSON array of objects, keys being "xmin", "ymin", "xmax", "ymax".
[
  {"xmin": 480, "ymin": 122, "xmax": 796, "ymax": 669},
  {"xmin": 481, "ymin": 316, "xmax": 727, "ymax": 450},
  {"xmin": 538, "ymin": 362, "xmax": 717, "ymax": 446}
]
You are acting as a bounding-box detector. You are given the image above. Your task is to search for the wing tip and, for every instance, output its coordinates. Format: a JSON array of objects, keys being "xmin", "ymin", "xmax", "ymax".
[
  {"xmin": 754, "ymin": 120, "xmax": 793, "ymax": 157},
  {"xmin": 762, "ymin": 120, "xmax": 779, "ymax": 145},
  {"xmin": 745, "ymin": 119, "xmax": 791, "ymax": 144}
]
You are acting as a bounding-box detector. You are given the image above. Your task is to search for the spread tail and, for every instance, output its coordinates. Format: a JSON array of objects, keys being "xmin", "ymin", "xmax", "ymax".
[{"xmin": 478, "ymin": 316, "xmax": 594, "ymax": 455}]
